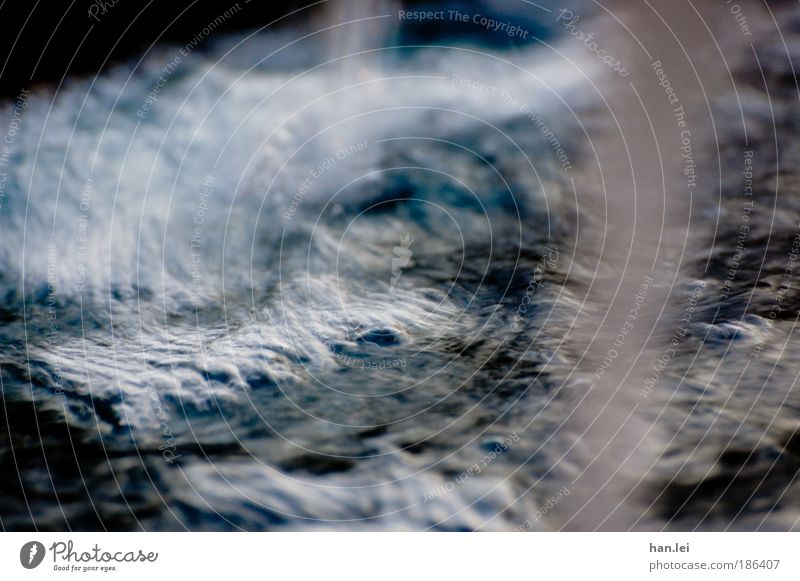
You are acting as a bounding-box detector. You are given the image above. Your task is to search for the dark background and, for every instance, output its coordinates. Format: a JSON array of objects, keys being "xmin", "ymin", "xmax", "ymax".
[
  {"xmin": 0, "ymin": 0, "xmax": 312, "ymax": 97},
  {"xmin": 0, "ymin": 0, "xmax": 563, "ymax": 98}
]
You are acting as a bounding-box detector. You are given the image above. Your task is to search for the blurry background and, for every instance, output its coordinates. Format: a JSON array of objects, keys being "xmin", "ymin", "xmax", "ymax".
[{"xmin": 2, "ymin": 0, "xmax": 800, "ymax": 532}]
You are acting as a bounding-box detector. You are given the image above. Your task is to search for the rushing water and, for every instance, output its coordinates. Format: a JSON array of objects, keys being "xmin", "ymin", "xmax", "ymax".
[{"xmin": 1, "ymin": 0, "xmax": 800, "ymax": 531}]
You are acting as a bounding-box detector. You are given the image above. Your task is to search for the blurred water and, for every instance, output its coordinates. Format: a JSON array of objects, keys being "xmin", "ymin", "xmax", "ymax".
[
  {"xmin": 1, "ymin": 0, "xmax": 800, "ymax": 531},
  {"xmin": 0, "ymin": 7, "xmax": 586, "ymax": 529}
]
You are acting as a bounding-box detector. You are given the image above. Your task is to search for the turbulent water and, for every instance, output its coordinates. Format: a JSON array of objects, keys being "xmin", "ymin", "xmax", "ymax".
[{"xmin": 2, "ymin": 0, "xmax": 800, "ymax": 531}]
